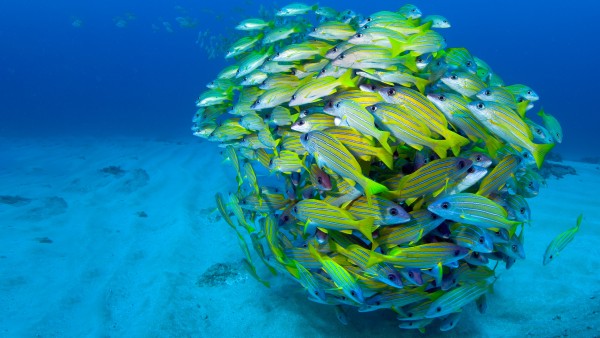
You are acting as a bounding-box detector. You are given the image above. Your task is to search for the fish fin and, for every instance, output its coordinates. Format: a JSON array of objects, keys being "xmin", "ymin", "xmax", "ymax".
[
  {"xmin": 378, "ymin": 147, "xmax": 394, "ymax": 170},
  {"xmin": 413, "ymin": 76, "xmax": 429, "ymax": 94},
  {"xmin": 444, "ymin": 130, "xmax": 470, "ymax": 150},
  {"xmin": 389, "ymin": 38, "xmax": 403, "ymax": 57},
  {"xmin": 366, "ymin": 251, "xmax": 383, "ymax": 268},
  {"xmin": 338, "ymin": 68, "xmax": 356, "ymax": 88},
  {"xmin": 418, "ymin": 21, "xmax": 433, "ymax": 32},
  {"xmin": 405, "ymin": 197, "xmax": 418, "ymax": 206},
  {"xmin": 356, "ymin": 217, "xmax": 375, "ymax": 244},
  {"xmin": 303, "ymin": 220, "xmax": 317, "ymax": 235},
  {"xmin": 431, "ymin": 139, "xmax": 450, "ymax": 159},
  {"xmin": 378, "ymin": 131, "xmax": 393, "ymax": 154},
  {"xmin": 517, "ymin": 100, "xmax": 530, "ymax": 118},
  {"xmin": 531, "ymin": 142, "xmax": 554, "ymax": 169}
]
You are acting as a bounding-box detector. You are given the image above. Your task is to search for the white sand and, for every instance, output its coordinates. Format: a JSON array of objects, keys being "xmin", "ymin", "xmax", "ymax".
[{"xmin": 1, "ymin": 137, "xmax": 598, "ymax": 337}]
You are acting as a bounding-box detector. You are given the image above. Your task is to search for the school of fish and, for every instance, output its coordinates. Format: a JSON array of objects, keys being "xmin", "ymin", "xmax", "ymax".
[{"xmin": 191, "ymin": 3, "xmax": 576, "ymax": 332}]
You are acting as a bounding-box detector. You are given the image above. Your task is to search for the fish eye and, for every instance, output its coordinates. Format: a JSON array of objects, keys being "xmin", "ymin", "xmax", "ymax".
[
  {"xmin": 408, "ymin": 271, "xmax": 414, "ymax": 278},
  {"xmin": 443, "ymin": 20, "xmax": 448, "ymax": 23},
  {"xmin": 523, "ymin": 152, "xmax": 529, "ymax": 158},
  {"xmin": 276, "ymin": 52, "xmax": 281, "ymax": 57},
  {"xmin": 370, "ymin": 85, "xmax": 376, "ymax": 91},
  {"xmin": 527, "ymin": 90, "xmax": 532, "ymax": 95},
  {"xmin": 411, "ymin": 9, "xmax": 416, "ymax": 12},
  {"xmin": 476, "ymin": 155, "xmax": 482, "ymax": 161},
  {"xmin": 511, "ymin": 244, "xmax": 518, "ymax": 252},
  {"xmin": 389, "ymin": 208, "xmax": 399, "ymax": 216},
  {"xmin": 473, "ymin": 252, "xmax": 480, "ymax": 258},
  {"xmin": 454, "ymin": 249, "xmax": 461, "ymax": 256},
  {"xmin": 439, "ymin": 95, "xmax": 446, "ymax": 101},
  {"xmin": 350, "ymin": 290, "xmax": 356, "ymax": 296},
  {"xmin": 283, "ymin": 215, "xmax": 289, "ymax": 221},
  {"xmin": 478, "ymin": 236, "xmax": 485, "ymax": 244},
  {"xmin": 477, "ymin": 103, "xmax": 485, "ymax": 109},
  {"xmin": 269, "ymin": 158, "xmax": 274, "ymax": 166},
  {"xmin": 332, "ymin": 47, "xmax": 338, "ymax": 52},
  {"xmin": 369, "ymin": 105, "xmax": 377, "ymax": 111},
  {"xmin": 387, "ymin": 88, "xmax": 396, "ymax": 96},
  {"xmin": 484, "ymin": 90, "xmax": 491, "ymax": 95},
  {"xmin": 291, "ymin": 95, "xmax": 297, "ymax": 100},
  {"xmin": 528, "ymin": 182, "xmax": 534, "ymax": 188},
  {"xmin": 367, "ymin": 17, "xmax": 372, "ymax": 22},
  {"xmin": 450, "ymin": 75, "xmax": 458, "ymax": 80},
  {"xmin": 314, "ymin": 290, "xmax": 319, "ymax": 295},
  {"xmin": 356, "ymin": 33, "xmax": 363, "ymax": 38},
  {"xmin": 416, "ymin": 56, "xmax": 423, "ymax": 62},
  {"xmin": 293, "ymin": 206, "xmax": 298, "ymax": 213},
  {"xmin": 467, "ymin": 167, "xmax": 475, "ymax": 173},
  {"xmin": 458, "ymin": 160, "xmax": 466, "ymax": 169},
  {"xmin": 520, "ymin": 207, "xmax": 526, "ymax": 214},
  {"xmin": 388, "ymin": 274, "xmax": 396, "ymax": 281},
  {"xmin": 317, "ymin": 177, "xmax": 323, "ymax": 184},
  {"xmin": 298, "ymin": 120, "xmax": 305, "ymax": 126},
  {"xmin": 312, "ymin": 28, "xmax": 317, "ymax": 32},
  {"xmin": 436, "ymin": 306, "xmax": 442, "ymax": 312},
  {"xmin": 517, "ymin": 97, "xmax": 524, "ymax": 103},
  {"xmin": 441, "ymin": 202, "xmax": 450, "ymax": 209},
  {"xmin": 339, "ymin": 54, "xmax": 345, "ymax": 60},
  {"xmin": 303, "ymin": 134, "xmax": 309, "ymax": 141},
  {"xmin": 335, "ymin": 102, "xmax": 341, "ymax": 108},
  {"xmin": 466, "ymin": 61, "xmax": 473, "ymax": 67}
]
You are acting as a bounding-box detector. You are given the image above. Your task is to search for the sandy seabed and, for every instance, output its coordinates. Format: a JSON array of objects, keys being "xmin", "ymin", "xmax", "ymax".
[{"xmin": 0, "ymin": 136, "xmax": 598, "ymax": 338}]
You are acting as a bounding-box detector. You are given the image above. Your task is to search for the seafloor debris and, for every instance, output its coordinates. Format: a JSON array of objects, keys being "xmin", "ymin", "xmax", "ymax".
[
  {"xmin": 191, "ymin": 3, "xmax": 565, "ymax": 332},
  {"xmin": 580, "ymin": 156, "xmax": 600, "ymax": 164},
  {"xmin": 196, "ymin": 262, "xmax": 247, "ymax": 287},
  {"xmin": 540, "ymin": 161, "xmax": 577, "ymax": 180},
  {"xmin": 0, "ymin": 195, "xmax": 32, "ymax": 206},
  {"xmin": 100, "ymin": 165, "xmax": 126, "ymax": 177},
  {"xmin": 136, "ymin": 211, "xmax": 148, "ymax": 218}
]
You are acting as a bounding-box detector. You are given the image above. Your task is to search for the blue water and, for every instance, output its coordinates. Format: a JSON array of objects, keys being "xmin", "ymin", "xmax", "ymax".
[{"xmin": 1, "ymin": 0, "xmax": 599, "ymax": 157}]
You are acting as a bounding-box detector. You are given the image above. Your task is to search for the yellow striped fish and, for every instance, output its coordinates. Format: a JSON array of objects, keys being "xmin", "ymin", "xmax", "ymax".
[
  {"xmin": 308, "ymin": 244, "xmax": 365, "ymax": 303},
  {"xmin": 324, "ymin": 126, "xmax": 394, "ymax": 169},
  {"xmin": 292, "ymin": 199, "xmax": 374, "ymax": 243},
  {"xmin": 366, "ymin": 242, "xmax": 470, "ymax": 268},
  {"xmin": 377, "ymin": 209, "xmax": 444, "ymax": 248},
  {"xmin": 376, "ymin": 86, "xmax": 469, "ymax": 153},
  {"xmin": 543, "ymin": 214, "xmax": 583, "ymax": 265},
  {"xmin": 387, "ymin": 157, "xmax": 472, "ymax": 200},
  {"xmin": 468, "ymin": 100, "xmax": 554, "ymax": 168},
  {"xmin": 368, "ymin": 102, "xmax": 451, "ymax": 158},
  {"xmin": 425, "ymin": 280, "xmax": 492, "ymax": 318},
  {"xmin": 346, "ymin": 195, "xmax": 410, "ymax": 226},
  {"xmin": 428, "ymin": 193, "xmax": 522, "ymax": 236},
  {"xmin": 300, "ymin": 130, "xmax": 389, "ymax": 201},
  {"xmin": 476, "ymin": 154, "xmax": 521, "ymax": 196}
]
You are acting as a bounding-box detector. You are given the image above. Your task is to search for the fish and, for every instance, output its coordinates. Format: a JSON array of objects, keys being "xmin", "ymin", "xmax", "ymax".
[
  {"xmin": 476, "ymin": 154, "xmax": 522, "ymax": 196},
  {"xmin": 292, "ymin": 199, "xmax": 375, "ymax": 243},
  {"xmin": 276, "ymin": 3, "xmax": 318, "ymax": 16},
  {"xmin": 308, "ymin": 244, "xmax": 365, "ymax": 303},
  {"xmin": 504, "ymin": 84, "xmax": 539, "ymax": 102},
  {"xmin": 441, "ymin": 71, "xmax": 487, "ymax": 97},
  {"xmin": 288, "ymin": 69, "xmax": 356, "ymax": 106},
  {"xmin": 309, "ymin": 21, "xmax": 356, "ymax": 40},
  {"xmin": 537, "ymin": 108, "xmax": 563, "ymax": 143},
  {"xmin": 345, "ymin": 195, "xmax": 411, "ymax": 226},
  {"xmin": 291, "ymin": 113, "xmax": 336, "ymax": 132},
  {"xmin": 324, "ymin": 126, "xmax": 394, "ymax": 169},
  {"xmin": 425, "ymin": 280, "xmax": 492, "ymax": 318},
  {"xmin": 377, "ymin": 209, "xmax": 445, "ymax": 248},
  {"xmin": 543, "ymin": 214, "xmax": 583, "ymax": 265},
  {"xmin": 366, "ymin": 242, "xmax": 470, "ymax": 269},
  {"xmin": 235, "ymin": 18, "xmax": 273, "ymax": 31},
  {"xmin": 376, "ymin": 86, "xmax": 470, "ymax": 153},
  {"xmin": 422, "ymin": 15, "xmax": 451, "ymax": 28},
  {"xmin": 324, "ymin": 99, "xmax": 393, "ymax": 154},
  {"xmin": 468, "ymin": 100, "xmax": 554, "ymax": 168},
  {"xmin": 300, "ymin": 130, "xmax": 389, "ymax": 201},
  {"xmin": 367, "ymin": 102, "xmax": 451, "ymax": 158},
  {"xmin": 428, "ymin": 193, "xmax": 522, "ymax": 236},
  {"xmin": 387, "ymin": 157, "xmax": 473, "ymax": 200}
]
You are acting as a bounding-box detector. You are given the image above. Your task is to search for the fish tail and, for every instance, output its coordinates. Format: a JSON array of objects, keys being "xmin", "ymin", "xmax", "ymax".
[
  {"xmin": 430, "ymin": 139, "xmax": 450, "ymax": 159},
  {"xmin": 377, "ymin": 146, "xmax": 395, "ymax": 170},
  {"xmin": 338, "ymin": 68, "xmax": 356, "ymax": 88},
  {"xmin": 517, "ymin": 100, "xmax": 530, "ymax": 118},
  {"xmin": 531, "ymin": 142, "xmax": 554, "ymax": 169},
  {"xmin": 413, "ymin": 76, "xmax": 429, "ymax": 94},
  {"xmin": 390, "ymin": 38, "xmax": 403, "ymax": 58},
  {"xmin": 444, "ymin": 130, "xmax": 470, "ymax": 153},
  {"xmin": 366, "ymin": 251, "xmax": 383, "ymax": 268},
  {"xmin": 361, "ymin": 176, "xmax": 390, "ymax": 196},
  {"xmin": 378, "ymin": 130, "xmax": 393, "ymax": 154},
  {"xmin": 355, "ymin": 217, "xmax": 375, "ymax": 244},
  {"xmin": 418, "ymin": 21, "xmax": 433, "ymax": 32},
  {"xmin": 485, "ymin": 136, "xmax": 504, "ymax": 158}
]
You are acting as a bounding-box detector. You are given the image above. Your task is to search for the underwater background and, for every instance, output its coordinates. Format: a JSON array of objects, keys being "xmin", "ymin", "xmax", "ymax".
[{"xmin": 1, "ymin": 0, "xmax": 599, "ymax": 337}]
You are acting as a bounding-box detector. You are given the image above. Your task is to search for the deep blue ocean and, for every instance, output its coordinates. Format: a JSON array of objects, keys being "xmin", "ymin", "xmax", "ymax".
[{"xmin": 1, "ymin": 0, "xmax": 598, "ymax": 159}]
